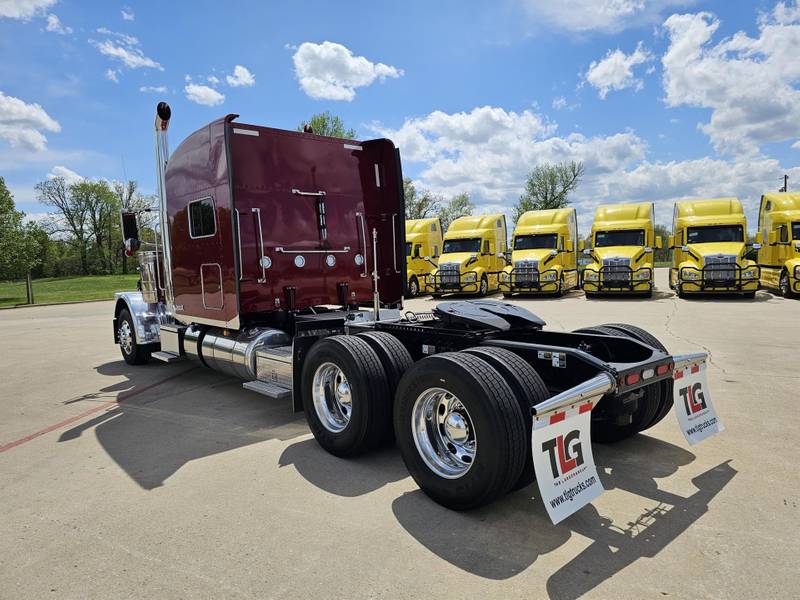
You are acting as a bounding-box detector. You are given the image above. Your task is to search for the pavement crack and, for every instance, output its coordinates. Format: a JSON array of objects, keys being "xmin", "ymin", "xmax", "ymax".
[{"xmin": 664, "ymin": 297, "xmax": 728, "ymax": 375}]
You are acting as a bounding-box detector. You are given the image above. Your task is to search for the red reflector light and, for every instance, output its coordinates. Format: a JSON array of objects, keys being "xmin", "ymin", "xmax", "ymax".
[
  {"xmin": 625, "ymin": 372, "xmax": 641, "ymax": 385},
  {"xmin": 656, "ymin": 364, "xmax": 670, "ymax": 376}
]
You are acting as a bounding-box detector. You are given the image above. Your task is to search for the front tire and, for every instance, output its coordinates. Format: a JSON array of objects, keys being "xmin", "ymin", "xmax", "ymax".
[
  {"xmin": 117, "ymin": 308, "xmax": 151, "ymax": 365},
  {"xmin": 394, "ymin": 352, "xmax": 526, "ymax": 510},
  {"xmin": 408, "ymin": 276, "xmax": 419, "ymax": 298},
  {"xmin": 301, "ymin": 335, "xmax": 391, "ymax": 457},
  {"xmin": 478, "ymin": 275, "xmax": 489, "ymax": 297}
]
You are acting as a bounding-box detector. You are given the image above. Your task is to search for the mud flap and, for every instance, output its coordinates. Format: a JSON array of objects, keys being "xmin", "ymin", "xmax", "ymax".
[
  {"xmin": 532, "ymin": 401, "xmax": 605, "ymax": 524},
  {"xmin": 673, "ymin": 361, "xmax": 724, "ymax": 445}
]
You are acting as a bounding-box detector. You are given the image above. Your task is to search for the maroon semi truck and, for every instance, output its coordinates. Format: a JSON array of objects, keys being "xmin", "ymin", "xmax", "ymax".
[{"xmin": 114, "ymin": 104, "xmax": 709, "ymax": 512}]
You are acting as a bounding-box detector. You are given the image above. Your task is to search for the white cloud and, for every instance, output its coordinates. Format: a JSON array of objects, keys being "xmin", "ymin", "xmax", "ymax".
[
  {"xmin": 47, "ymin": 165, "xmax": 82, "ymax": 184},
  {"xmin": 0, "ymin": 91, "xmax": 60, "ymax": 152},
  {"xmin": 292, "ymin": 41, "xmax": 402, "ymax": 101},
  {"xmin": 520, "ymin": 0, "xmax": 692, "ymax": 33},
  {"xmin": 0, "ymin": 0, "xmax": 56, "ymax": 20},
  {"xmin": 184, "ymin": 83, "xmax": 224, "ymax": 106},
  {"xmin": 662, "ymin": 5, "xmax": 800, "ymax": 156},
  {"xmin": 374, "ymin": 103, "xmax": 795, "ymax": 230},
  {"xmin": 207, "ymin": 75, "xmax": 219, "ymax": 85},
  {"xmin": 90, "ymin": 29, "xmax": 162, "ymax": 71},
  {"xmin": 44, "ymin": 13, "xmax": 71, "ymax": 34},
  {"xmin": 585, "ymin": 42, "xmax": 652, "ymax": 98},
  {"xmin": 552, "ymin": 96, "xmax": 567, "ymax": 110},
  {"xmin": 226, "ymin": 64, "xmax": 255, "ymax": 87},
  {"xmin": 105, "ymin": 68, "xmax": 119, "ymax": 83},
  {"xmin": 139, "ymin": 85, "xmax": 167, "ymax": 93},
  {"xmin": 121, "ymin": 7, "xmax": 134, "ymax": 21}
]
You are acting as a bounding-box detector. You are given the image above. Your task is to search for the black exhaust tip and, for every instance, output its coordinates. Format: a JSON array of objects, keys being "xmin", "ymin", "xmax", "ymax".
[{"xmin": 157, "ymin": 101, "xmax": 171, "ymax": 122}]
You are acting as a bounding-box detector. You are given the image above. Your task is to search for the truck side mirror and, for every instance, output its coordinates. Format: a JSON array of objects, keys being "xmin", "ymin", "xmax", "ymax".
[
  {"xmin": 668, "ymin": 235, "xmax": 674, "ymax": 249},
  {"xmin": 565, "ymin": 238, "xmax": 572, "ymax": 252},
  {"xmin": 558, "ymin": 237, "xmax": 565, "ymax": 252},
  {"xmin": 121, "ymin": 211, "xmax": 140, "ymax": 244},
  {"xmin": 582, "ymin": 248, "xmax": 591, "ymax": 255},
  {"xmin": 578, "ymin": 240, "xmax": 585, "ymax": 252},
  {"xmin": 755, "ymin": 232, "xmax": 763, "ymax": 244},
  {"xmin": 768, "ymin": 231, "xmax": 777, "ymax": 246},
  {"xmin": 423, "ymin": 255, "xmax": 431, "ymax": 261},
  {"xmin": 655, "ymin": 236, "xmax": 663, "ymax": 250}
]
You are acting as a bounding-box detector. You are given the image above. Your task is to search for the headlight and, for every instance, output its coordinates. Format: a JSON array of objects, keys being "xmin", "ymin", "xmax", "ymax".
[
  {"xmin": 541, "ymin": 271, "xmax": 557, "ymax": 282},
  {"xmin": 682, "ymin": 269, "xmax": 700, "ymax": 281},
  {"xmin": 500, "ymin": 271, "xmax": 510, "ymax": 282},
  {"xmin": 463, "ymin": 272, "xmax": 477, "ymax": 282},
  {"xmin": 742, "ymin": 267, "xmax": 758, "ymax": 279},
  {"xmin": 634, "ymin": 269, "xmax": 651, "ymax": 280},
  {"xmin": 584, "ymin": 270, "xmax": 598, "ymax": 281},
  {"xmin": 794, "ymin": 265, "xmax": 800, "ymax": 279}
]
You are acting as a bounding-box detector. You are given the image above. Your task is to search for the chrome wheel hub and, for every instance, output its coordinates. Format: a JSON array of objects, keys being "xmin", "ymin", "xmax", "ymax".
[
  {"xmin": 780, "ymin": 273, "xmax": 789, "ymax": 295},
  {"xmin": 412, "ymin": 387, "xmax": 476, "ymax": 479},
  {"xmin": 118, "ymin": 320, "xmax": 133, "ymax": 355},
  {"xmin": 312, "ymin": 362, "xmax": 352, "ymax": 432}
]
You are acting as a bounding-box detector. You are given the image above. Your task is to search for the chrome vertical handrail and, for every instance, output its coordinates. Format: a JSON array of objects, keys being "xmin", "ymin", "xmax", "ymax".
[
  {"xmin": 235, "ymin": 209, "xmax": 243, "ymax": 281},
  {"xmin": 356, "ymin": 212, "xmax": 368, "ymax": 278},
  {"xmin": 252, "ymin": 207, "xmax": 266, "ymax": 283},
  {"xmin": 392, "ymin": 213, "xmax": 400, "ymax": 273}
]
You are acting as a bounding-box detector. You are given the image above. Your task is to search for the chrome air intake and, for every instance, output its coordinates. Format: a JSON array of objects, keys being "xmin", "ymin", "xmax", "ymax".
[{"xmin": 185, "ymin": 326, "xmax": 291, "ymax": 380}]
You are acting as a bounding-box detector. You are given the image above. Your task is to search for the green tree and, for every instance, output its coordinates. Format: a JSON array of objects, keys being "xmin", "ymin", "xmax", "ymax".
[
  {"xmin": 75, "ymin": 180, "xmax": 119, "ymax": 274},
  {"xmin": 654, "ymin": 224, "xmax": 671, "ymax": 264},
  {"xmin": 438, "ymin": 192, "xmax": 474, "ymax": 231},
  {"xmin": 297, "ymin": 111, "xmax": 357, "ymax": 139},
  {"xmin": 36, "ymin": 176, "xmax": 92, "ymax": 275},
  {"xmin": 512, "ymin": 161, "xmax": 585, "ymax": 226},
  {"xmin": 0, "ymin": 177, "xmax": 41, "ymax": 281},
  {"xmin": 404, "ymin": 178, "xmax": 441, "ymax": 220}
]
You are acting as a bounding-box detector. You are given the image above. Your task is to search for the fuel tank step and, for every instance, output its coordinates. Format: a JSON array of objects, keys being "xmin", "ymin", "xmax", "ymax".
[
  {"xmin": 151, "ymin": 350, "xmax": 183, "ymax": 363},
  {"xmin": 242, "ymin": 380, "xmax": 292, "ymax": 400}
]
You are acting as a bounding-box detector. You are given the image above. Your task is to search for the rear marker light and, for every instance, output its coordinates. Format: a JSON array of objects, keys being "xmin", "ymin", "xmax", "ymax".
[
  {"xmin": 625, "ymin": 372, "xmax": 640, "ymax": 385},
  {"xmin": 656, "ymin": 364, "xmax": 670, "ymax": 376}
]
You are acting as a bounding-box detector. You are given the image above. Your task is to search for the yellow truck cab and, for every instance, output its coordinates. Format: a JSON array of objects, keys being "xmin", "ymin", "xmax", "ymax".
[
  {"xmin": 581, "ymin": 202, "xmax": 661, "ymax": 297},
  {"xmin": 669, "ymin": 198, "xmax": 760, "ymax": 298},
  {"xmin": 404, "ymin": 217, "xmax": 443, "ymax": 297},
  {"xmin": 429, "ymin": 214, "xmax": 508, "ymax": 297},
  {"xmin": 499, "ymin": 208, "xmax": 578, "ymax": 297},
  {"xmin": 757, "ymin": 192, "xmax": 800, "ymax": 298}
]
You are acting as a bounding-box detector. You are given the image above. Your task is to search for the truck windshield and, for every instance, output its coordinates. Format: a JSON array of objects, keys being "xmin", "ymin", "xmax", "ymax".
[
  {"xmin": 514, "ymin": 234, "xmax": 557, "ymax": 250},
  {"xmin": 443, "ymin": 238, "xmax": 481, "ymax": 254},
  {"xmin": 594, "ymin": 230, "xmax": 645, "ymax": 247},
  {"xmin": 793, "ymin": 222, "xmax": 800, "ymax": 240},
  {"xmin": 686, "ymin": 225, "xmax": 743, "ymax": 244}
]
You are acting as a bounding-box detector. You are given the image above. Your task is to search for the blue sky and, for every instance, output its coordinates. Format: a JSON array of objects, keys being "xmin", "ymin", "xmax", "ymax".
[{"xmin": 2, "ymin": 0, "xmax": 799, "ymax": 231}]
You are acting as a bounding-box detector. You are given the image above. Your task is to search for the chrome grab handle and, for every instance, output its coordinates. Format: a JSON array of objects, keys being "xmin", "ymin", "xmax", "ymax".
[
  {"xmin": 292, "ymin": 189, "xmax": 326, "ymax": 197},
  {"xmin": 391, "ymin": 213, "xmax": 400, "ymax": 273},
  {"xmin": 275, "ymin": 247, "xmax": 351, "ymax": 254},
  {"xmin": 252, "ymin": 207, "xmax": 266, "ymax": 283},
  {"xmin": 357, "ymin": 212, "xmax": 368, "ymax": 278},
  {"xmin": 235, "ymin": 209, "xmax": 243, "ymax": 281}
]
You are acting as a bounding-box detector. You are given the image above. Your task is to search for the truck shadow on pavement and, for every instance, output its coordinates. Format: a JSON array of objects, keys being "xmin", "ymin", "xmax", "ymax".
[
  {"xmin": 58, "ymin": 360, "xmax": 308, "ymax": 490},
  {"xmin": 393, "ymin": 435, "xmax": 735, "ymax": 596}
]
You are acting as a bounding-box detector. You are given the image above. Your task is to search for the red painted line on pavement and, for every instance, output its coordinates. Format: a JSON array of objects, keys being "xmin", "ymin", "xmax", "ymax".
[{"xmin": 0, "ymin": 369, "xmax": 193, "ymax": 454}]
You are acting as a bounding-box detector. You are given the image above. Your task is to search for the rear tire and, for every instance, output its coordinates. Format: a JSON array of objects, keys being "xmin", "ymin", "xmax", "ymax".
[
  {"xmin": 463, "ymin": 346, "xmax": 549, "ymax": 491},
  {"xmin": 394, "ymin": 352, "xmax": 526, "ymax": 510},
  {"xmin": 301, "ymin": 335, "xmax": 391, "ymax": 457},
  {"xmin": 355, "ymin": 331, "xmax": 413, "ymax": 394},
  {"xmin": 117, "ymin": 308, "xmax": 151, "ymax": 365}
]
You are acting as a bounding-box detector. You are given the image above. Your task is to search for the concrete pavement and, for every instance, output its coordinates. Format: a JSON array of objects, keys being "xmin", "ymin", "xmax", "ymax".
[{"xmin": 0, "ymin": 269, "xmax": 797, "ymax": 599}]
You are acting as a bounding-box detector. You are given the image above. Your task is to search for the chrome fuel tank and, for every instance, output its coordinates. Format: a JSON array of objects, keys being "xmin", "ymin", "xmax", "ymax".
[{"xmin": 186, "ymin": 326, "xmax": 290, "ymax": 380}]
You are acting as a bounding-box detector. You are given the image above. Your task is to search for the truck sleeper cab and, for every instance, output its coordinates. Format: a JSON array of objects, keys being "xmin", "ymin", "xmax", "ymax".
[
  {"xmin": 500, "ymin": 208, "xmax": 578, "ymax": 297},
  {"xmin": 669, "ymin": 198, "xmax": 760, "ymax": 298},
  {"xmin": 428, "ymin": 214, "xmax": 508, "ymax": 297},
  {"xmin": 581, "ymin": 202, "xmax": 661, "ymax": 297},
  {"xmin": 113, "ymin": 104, "xmax": 711, "ymax": 514},
  {"xmin": 405, "ymin": 217, "xmax": 442, "ymax": 297},
  {"xmin": 757, "ymin": 192, "xmax": 800, "ymax": 298}
]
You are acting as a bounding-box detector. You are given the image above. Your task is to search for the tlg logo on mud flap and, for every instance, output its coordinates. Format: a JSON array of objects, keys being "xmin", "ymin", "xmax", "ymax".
[
  {"xmin": 541, "ymin": 430, "xmax": 585, "ymax": 478},
  {"xmin": 678, "ymin": 382, "xmax": 707, "ymax": 415}
]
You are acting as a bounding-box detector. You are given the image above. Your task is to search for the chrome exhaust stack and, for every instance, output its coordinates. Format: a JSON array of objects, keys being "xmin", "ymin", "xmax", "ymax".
[{"xmin": 154, "ymin": 102, "xmax": 175, "ymax": 316}]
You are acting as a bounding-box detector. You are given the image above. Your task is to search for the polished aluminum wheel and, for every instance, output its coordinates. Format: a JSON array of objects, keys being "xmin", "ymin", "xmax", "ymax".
[
  {"xmin": 312, "ymin": 362, "xmax": 352, "ymax": 432},
  {"xmin": 412, "ymin": 387, "xmax": 476, "ymax": 479},
  {"xmin": 780, "ymin": 272, "xmax": 789, "ymax": 297},
  {"xmin": 479, "ymin": 277, "xmax": 488, "ymax": 295},
  {"xmin": 118, "ymin": 320, "xmax": 133, "ymax": 355}
]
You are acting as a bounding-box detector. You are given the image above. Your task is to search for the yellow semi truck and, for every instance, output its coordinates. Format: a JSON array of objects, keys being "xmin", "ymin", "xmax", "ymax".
[
  {"xmin": 428, "ymin": 214, "xmax": 508, "ymax": 297},
  {"xmin": 757, "ymin": 192, "xmax": 800, "ymax": 298},
  {"xmin": 499, "ymin": 208, "xmax": 578, "ymax": 297},
  {"xmin": 581, "ymin": 202, "xmax": 661, "ymax": 297},
  {"xmin": 669, "ymin": 198, "xmax": 760, "ymax": 298},
  {"xmin": 405, "ymin": 217, "xmax": 443, "ymax": 297}
]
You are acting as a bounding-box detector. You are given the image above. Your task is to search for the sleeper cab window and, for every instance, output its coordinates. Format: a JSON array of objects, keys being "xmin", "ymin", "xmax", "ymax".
[{"xmin": 188, "ymin": 196, "xmax": 216, "ymax": 238}]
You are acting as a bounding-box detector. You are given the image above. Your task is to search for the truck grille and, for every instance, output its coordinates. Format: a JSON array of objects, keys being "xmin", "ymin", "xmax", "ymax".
[
  {"xmin": 602, "ymin": 257, "xmax": 631, "ymax": 281},
  {"xmin": 439, "ymin": 263, "xmax": 461, "ymax": 286},
  {"xmin": 514, "ymin": 259, "xmax": 539, "ymax": 284},
  {"xmin": 704, "ymin": 255, "xmax": 736, "ymax": 281}
]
